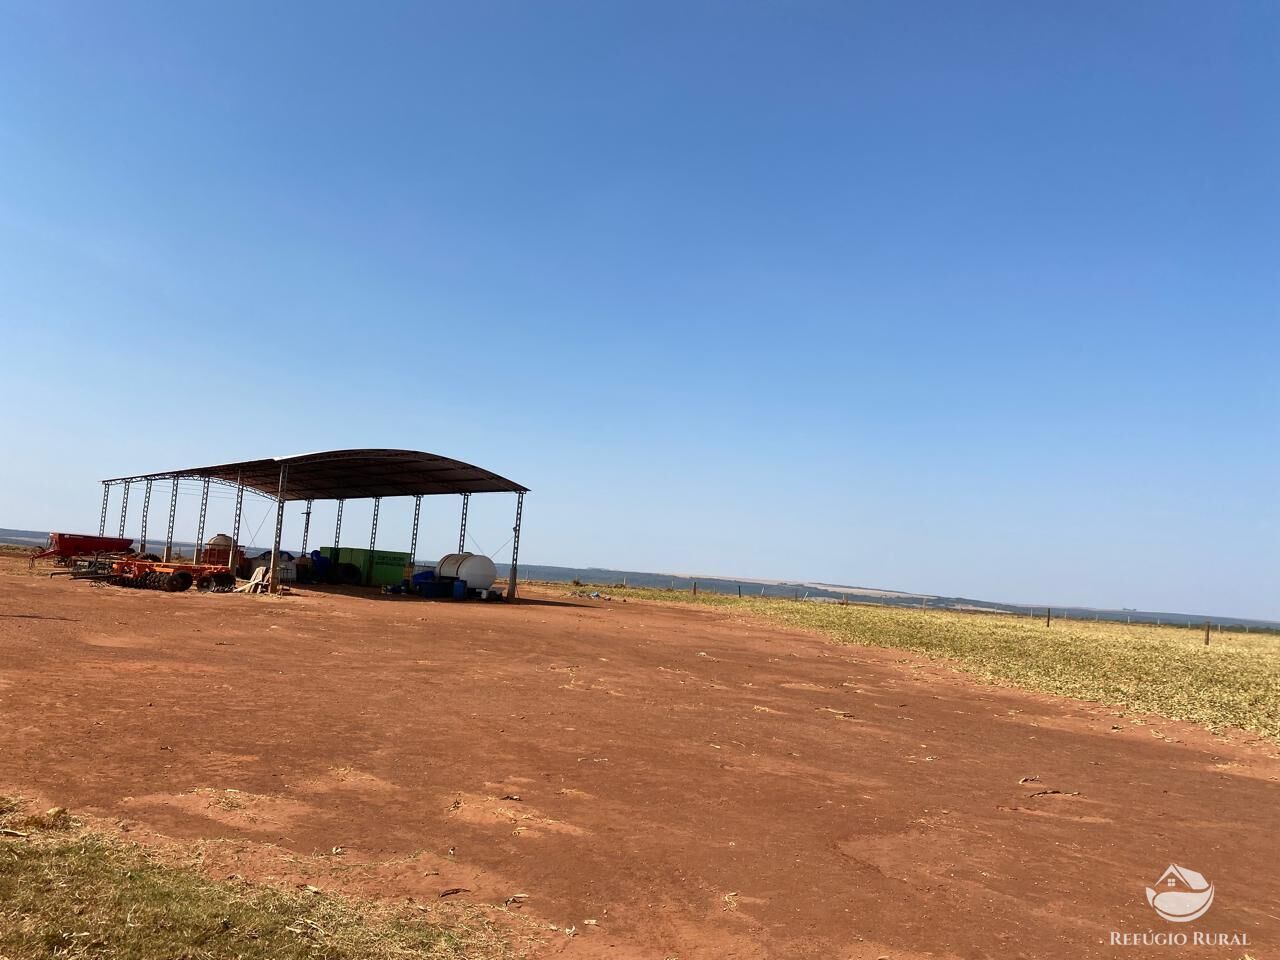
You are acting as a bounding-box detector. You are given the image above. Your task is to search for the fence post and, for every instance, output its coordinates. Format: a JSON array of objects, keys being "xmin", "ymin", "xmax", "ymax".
[
  {"xmin": 1204, "ymin": 621, "xmax": 1210, "ymax": 646},
  {"xmin": 1045, "ymin": 607, "xmax": 1052, "ymax": 626},
  {"xmin": 693, "ymin": 581, "xmax": 697, "ymax": 596}
]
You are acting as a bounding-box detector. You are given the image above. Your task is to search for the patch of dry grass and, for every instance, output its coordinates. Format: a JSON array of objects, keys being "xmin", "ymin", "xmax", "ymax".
[{"xmin": 0, "ymin": 798, "xmax": 511, "ymax": 960}]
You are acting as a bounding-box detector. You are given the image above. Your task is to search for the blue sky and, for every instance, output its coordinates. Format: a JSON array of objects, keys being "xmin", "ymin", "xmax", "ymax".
[{"xmin": 0, "ymin": 1, "xmax": 1276, "ymax": 618}]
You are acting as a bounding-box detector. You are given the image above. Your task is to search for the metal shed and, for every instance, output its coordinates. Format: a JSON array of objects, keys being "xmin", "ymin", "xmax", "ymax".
[{"xmin": 100, "ymin": 449, "xmax": 528, "ymax": 596}]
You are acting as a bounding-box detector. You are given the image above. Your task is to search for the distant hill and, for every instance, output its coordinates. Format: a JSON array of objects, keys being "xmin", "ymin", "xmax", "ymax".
[{"xmin": 4, "ymin": 527, "xmax": 1275, "ymax": 631}]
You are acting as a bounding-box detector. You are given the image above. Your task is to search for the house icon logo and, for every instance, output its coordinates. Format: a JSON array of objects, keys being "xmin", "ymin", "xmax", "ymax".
[{"xmin": 1146, "ymin": 865, "xmax": 1215, "ymax": 922}]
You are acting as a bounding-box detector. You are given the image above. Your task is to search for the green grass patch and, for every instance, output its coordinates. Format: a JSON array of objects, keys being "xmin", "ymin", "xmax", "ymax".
[
  {"xmin": 0, "ymin": 800, "xmax": 509, "ymax": 960},
  {"xmin": 575, "ymin": 586, "xmax": 1280, "ymax": 740}
]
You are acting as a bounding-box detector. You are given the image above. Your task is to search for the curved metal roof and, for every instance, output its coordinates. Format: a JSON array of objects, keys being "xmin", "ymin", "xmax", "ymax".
[{"xmin": 106, "ymin": 449, "xmax": 528, "ymax": 501}]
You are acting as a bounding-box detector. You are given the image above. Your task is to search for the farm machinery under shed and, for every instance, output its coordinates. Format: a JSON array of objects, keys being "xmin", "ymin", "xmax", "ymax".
[
  {"xmin": 31, "ymin": 532, "xmax": 134, "ymax": 563},
  {"xmin": 39, "ymin": 535, "xmax": 240, "ymax": 592},
  {"xmin": 101, "ymin": 558, "xmax": 237, "ymax": 592},
  {"xmin": 80, "ymin": 449, "xmax": 528, "ymax": 597},
  {"xmin": 33, "ymin": 530, "xmax": 243, "ymax": 592}
]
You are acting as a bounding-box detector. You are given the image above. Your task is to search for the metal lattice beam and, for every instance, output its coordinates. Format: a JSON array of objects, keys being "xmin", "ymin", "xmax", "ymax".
[
  {"xmin": 230, "ymin": 474, "xmax": 245, "ymax": 573},
  {"xmin": 193, "ymin": 479, "xmax": 210, "ymax": 563},
  {"xmin": 408, "ymin": 495, "xmax": 422, "ymax": 566},
  {"xmin": 98, "ymin": 482, "xmax": 110, "ymax": 537},
  {"xmin": 369, "ymin": 496, "xmax": 381, "ymax": 554},
  {"xmin": 117, "ymin": 482, "xmax": 131, "ymax": 539},
  {"xmin": 268, "ymin": 464, "xmax": 288, "ymax": 593},
  {"xmin": 300, "ymin": 500, "xmax": 314, "ymax": 556},
  {"xmin": 163, "ymin": 477, "xmax": 179, "ymax": 561},
  {"xmin": 508, "ymin": 492, "xmax": 524, "ymax": 600},
  {"xmin": 138, "ymin": 479, "xmax": 154, "ymax": 554},
  {"xmin": 458, "ymin": 493, "xmax": 470, "ymax": 553}
]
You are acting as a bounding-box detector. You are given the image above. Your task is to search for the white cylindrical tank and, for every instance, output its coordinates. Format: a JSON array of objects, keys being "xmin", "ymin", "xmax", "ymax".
[{"xmin": 437, "ymin": 552, "xmax": 497, "ymax": 590}]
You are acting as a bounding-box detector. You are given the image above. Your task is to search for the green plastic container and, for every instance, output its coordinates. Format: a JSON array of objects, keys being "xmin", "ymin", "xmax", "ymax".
[{"xmin": 318, "ymin": 547, "xmax": 410, "ymax": 586}]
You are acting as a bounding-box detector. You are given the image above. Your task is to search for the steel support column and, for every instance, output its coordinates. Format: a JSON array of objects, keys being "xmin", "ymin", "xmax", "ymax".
[
  {"xmin": 300, "ymin": 500, "xmax": 313, "ymax": 556},
  {"xmin": 507, "ymin": 491, "xmax": 524, "ymax": 600},
  {"xmin": 138, "ymin": 480, "xmax": 154, "ymax": 554},
  {"xmin": 117, "ymin": 481, "xmax": 131, "ymax": 539},
  {"xmin": 458, "ymin": 493, "xmax": 470, "ymax": 553},
  {"xmin": 268, "ymin": 464, "xmax": 288, "ymax": 593},
  {"xmin": 408, "ymin": 495, "xmax": 422, "ymax": 566},
  {"xmin": 98, "ymin": 482, "xmax": 110, "ymax": 536},
  {"xmin": 369, "ymin": 497, "xmax": 381, "ymax": 553},
  {"xmin": 163, "ymin": 476, "xmax": 179, "ymax": 562},
  {"xmin": 193, "ymin": 479, "xmax": 210, "ymax": 563},
  {"xmin": 333, "ymin": 499, "xmax": 345, "ymax": 555},
  {"xmin": 229, "ymin": 474, "xmax": 244, "ymax": 575}
]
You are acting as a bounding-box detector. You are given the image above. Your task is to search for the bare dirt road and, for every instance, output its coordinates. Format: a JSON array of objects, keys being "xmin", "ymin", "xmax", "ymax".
[{"xmin": 1, "ymin": 560, "xmax": 1276, "ymax": 959}]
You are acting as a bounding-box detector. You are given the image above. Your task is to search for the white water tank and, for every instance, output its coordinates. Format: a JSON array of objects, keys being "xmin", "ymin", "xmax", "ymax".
[{"xmin": 437, "ymin": 552, "xmax": 497, "ymax": 590}]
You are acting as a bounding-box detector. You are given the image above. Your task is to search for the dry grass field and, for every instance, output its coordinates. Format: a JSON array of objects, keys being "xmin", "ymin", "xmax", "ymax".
[{"xmin": 569, "ymin": 585, "xmax": 1280, "ymax": 740}]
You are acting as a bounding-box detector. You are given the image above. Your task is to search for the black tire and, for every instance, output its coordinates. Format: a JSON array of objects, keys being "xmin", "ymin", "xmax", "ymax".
[
  {"xmin": 196, "ymin": 575, "xmax": 213, "ymax": 592},
  {"xmin": 166, "ymin": 571, "xmax": 194, "ymax": 593},
  {"xmin": 212, "ymin": 571, "xmax": 236, "ymax": 590},
  {"xmin": 338, "ymin": 563, "xmax": 363, "ymax": 586}
]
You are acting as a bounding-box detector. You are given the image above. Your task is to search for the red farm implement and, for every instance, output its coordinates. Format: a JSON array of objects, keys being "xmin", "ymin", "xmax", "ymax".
[
  {"xmin": 31, "ymin": 532, "xmax": 135, "ymax": 563},
  {"xmin": 105, "ymin": 558, "xmax": 236, "ymax": 593}
]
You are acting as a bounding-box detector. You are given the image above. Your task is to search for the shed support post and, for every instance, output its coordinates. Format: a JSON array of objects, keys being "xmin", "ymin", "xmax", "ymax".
[
  {"xmin": 458, "ymin": 493, "xmax": 470, "ymax": 553},
  {"xmin": 369, "ymin": 497, "xmax": 381, "ymax": 553},
  {"xmin": 507, "ymin": 492, "xmax": 524, "ymax": 600},
  {"xmin": 117, "ymin": 481, "xmax": 131, "ymax": 539},
  {"xmin": 300, "ymin": 500, "xmax": 313, "ymax": 556},
  {"xmin": 98, "ymin": 482, "xmax": 110, "ymax": 536},
  {"xmin": 229, "ymin": 474, "xmax": 244, "ymax": 575},
  {"xmin": 332, "ymin": 499, "xmax": 345, "ymax": 564},
  {"xmin": 163, "ymin": 477, "xmax": 179, "ymax": 562},
  {"xmin": 138, "ymin": 480, "xmax": 153, "ymax": 554},
  {"xmin": 268, "ymin": 464, "xmax": 288, "ymax": 593},
  {"xmin": 193, "ymin": 479, "xmax": 210, "ymax": 563},
  {"xmin": 408, "ymin": 495, "xmax": 422, "ymax": 568}
]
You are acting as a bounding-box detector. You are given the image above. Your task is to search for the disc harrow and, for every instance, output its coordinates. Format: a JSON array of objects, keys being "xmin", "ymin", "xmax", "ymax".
[{"xmin": 104, "ymin": 560, "xmax": 235, "ymax": 593}]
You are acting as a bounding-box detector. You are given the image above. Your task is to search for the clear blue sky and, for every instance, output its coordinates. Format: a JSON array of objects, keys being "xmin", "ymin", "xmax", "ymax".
[{"xmin": 1, "ymin": 1, "xmax": 1276, "ymax": 619}]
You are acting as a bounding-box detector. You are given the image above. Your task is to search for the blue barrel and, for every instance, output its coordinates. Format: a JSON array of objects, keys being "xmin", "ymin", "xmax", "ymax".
[{"xmin": 451, "ymin": 579, "xmax": 466, "ymax": 600}]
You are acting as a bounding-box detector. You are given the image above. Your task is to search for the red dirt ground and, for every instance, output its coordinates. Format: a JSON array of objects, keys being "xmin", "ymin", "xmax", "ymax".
[{"xmin": 1, "ymin": 558, "xmax": 1277, "ymax": 959}]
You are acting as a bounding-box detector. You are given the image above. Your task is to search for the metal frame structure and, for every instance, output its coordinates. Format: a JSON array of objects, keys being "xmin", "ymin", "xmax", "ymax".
[
  {"xmin": 164, "ymin": 477, "xmax": 179, "ymax": 562},
  {"xmin": 116, "ymin": 482, "xmax": 130, "ymax": 539},
  {"xmin": 138, "ymin": 479, "xmax": 154, "ymax": 554},
  {"xmin": 98, "ymin": 482, "xmax": 110, "ymax": 536},
  {"xmin": 101, "ymin": 449, "xmax": 529, "ymax": 597},
  {"xmin": 300, "ymin": 500, "xmax": 313, "ymax": 555},
  {"xmin": 193, "ymin": 479, "xmax": 210, "ymax": 564},
  {"xmin": 458, "ymin": 493, "xmax": 470, "ymax": 553}
]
